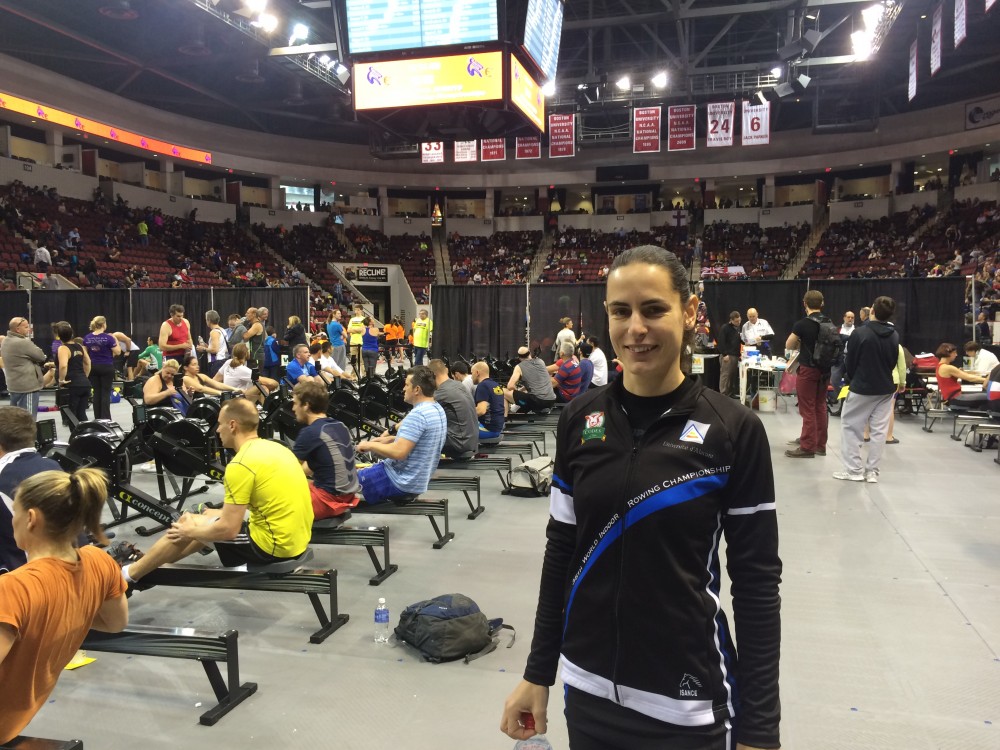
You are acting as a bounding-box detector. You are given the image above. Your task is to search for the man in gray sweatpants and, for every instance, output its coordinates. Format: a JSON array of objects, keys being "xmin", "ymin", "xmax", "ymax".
[{"xmin": 834, "ymin": 296, "xmax": 901, "ymax": 484}]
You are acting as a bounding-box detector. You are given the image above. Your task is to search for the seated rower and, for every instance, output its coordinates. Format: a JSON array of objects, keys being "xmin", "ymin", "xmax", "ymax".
[
  {"xmin": 471, "ymin": 361, "xmax": 507, "ymax": 444},
  {"xmin": 285, "ymin": 344, "xmax": 325, "ymax": 386},
  {"xmin": 310, "ymin": 341, "xmax": 355, "ymax": 384},
  {"xmin": 428, "ymin": 359, "xmax": 479, "ymax": 458},
  {"xmin": 290, "ymin": 381, "xmax": 361, "ymax": 519},
  {"xmin": 504, "ymin": 347, "xmax": 556, "ymax": 413},
  {"xmin": 141, "ymin": 358, "xmax": 181, "ymax": 407},
  {"xmin": 216, "ymin": 343, "xmax": 268, "ymax": 404},
  {"xmin": 117, "ymin": 398, "xmax": 314, "ymax": 587},
  {"xmin": 355, "ymin": 366, "xmax": 446, "ymax": 504},
  {"xmin": 180, "ymin": 355, "xmax": 243, "ymax": 399}
]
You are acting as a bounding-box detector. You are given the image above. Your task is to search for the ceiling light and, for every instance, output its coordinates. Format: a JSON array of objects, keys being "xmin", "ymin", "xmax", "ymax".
[
  {"xmin": 289, "ymin": 23, "xmax": 309, "ymax": 45},
  {"xmin": 805, "ymin": 12, "xmax": 817, "ymax": 20},
  {"xmin": 851, "ymin": 31, "xmax": 872, "ymax": 61},
  {"xmin": 770, "ymin": 66, "xmax": 783, "ymax": 79},
  {"xmin": 246, "ymin": 0, "xmax": 267, "ymax": 13},
  {"xmin": 541, "ymin": 80, "xmax": 556, "ymax": 96},
  {"xmin": 615, "ymin": 76, "xmax": 630, "ymax": 91},
  {"xmin": 319, "ymin": 54, "xmax": 331, "ymax": 65},
  {"xmin": 651, "ymin": 71, "xmax": 667, "ymax": 88},
  {"xmin": 253, "ymin": 13, "xmax": 278, "ymax": 33},
  {"xmin": 862, "ymin": 4, "xmax": 885, "ymax": 30}
]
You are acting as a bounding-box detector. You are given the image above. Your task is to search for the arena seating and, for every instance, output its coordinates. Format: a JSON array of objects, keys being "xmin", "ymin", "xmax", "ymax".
[
  {"xmin": 449, "ymin": 230, "xmax": 541, "ymax": 284},
  {"xmin": 701, "ymin": 221, "xmax": 810, "ymax": 279}
]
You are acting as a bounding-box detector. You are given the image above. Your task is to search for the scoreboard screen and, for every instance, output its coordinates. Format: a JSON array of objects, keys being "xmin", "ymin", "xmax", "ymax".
[
  {"xmin": 354, "ymin": 51, "xmax": 504, "ymax": 110},
  {"xmin": 510, "ymin": 55, "xmax": 545, "ymax": 132},
  {"xmin": 522, "ymin": 0, "xmax": 563, "ymax": 81},
  {"xmin": 346, "ymin": 0, "xmax": 499, "ymax": 55}
]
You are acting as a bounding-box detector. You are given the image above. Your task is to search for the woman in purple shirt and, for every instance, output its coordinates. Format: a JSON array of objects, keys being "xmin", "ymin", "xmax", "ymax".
[{"xmin": 83, "ymin": 316, "xmax": 120, "ymax": 420}]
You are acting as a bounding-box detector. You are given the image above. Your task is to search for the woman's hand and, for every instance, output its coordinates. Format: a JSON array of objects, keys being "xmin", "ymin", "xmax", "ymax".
[{"xmin": 500, "ymin": 680, "xmax": 549, "ymax": 740}]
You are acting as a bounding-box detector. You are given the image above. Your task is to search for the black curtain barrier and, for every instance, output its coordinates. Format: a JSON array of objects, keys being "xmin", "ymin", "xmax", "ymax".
[
  {"xmin": 432, "ymin": 285, "xmax": 527, "ymax": 360},
  {"xmin": 529, "ymin": 284, "xmax": 608, "ymax": 363},
  {"xmin": 701, "ymin": 280, "xmax": 807, "ymax": 352},
  {"xmin": 0, "ymin": 291, "xmax": 29, "ymax": 334},
  {"xmin": 212, "ymin": 288, "xmax": 310, "ymax": 343},
  {"xmin": 30, "ymin": 289, "xmax": 131, "ymax": 356}
]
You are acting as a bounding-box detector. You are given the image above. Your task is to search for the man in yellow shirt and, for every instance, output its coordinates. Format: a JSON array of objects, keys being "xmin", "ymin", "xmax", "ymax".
[
  {"xmin": 347, "ymin": 304, "xmax": 366, "ymax": 376},
  {"xmin": 118, "ymin": 399, "xmax": 313, "ymax": 586},
  {"xmin": 411, "ymin": 308, "xmax": 433, "ymax": 366}
]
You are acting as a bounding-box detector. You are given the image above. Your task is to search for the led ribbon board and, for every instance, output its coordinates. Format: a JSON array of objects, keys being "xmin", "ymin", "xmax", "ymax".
[{"xmin": 0, "ymin": 91, "xmax": 212, "ymax": 164}]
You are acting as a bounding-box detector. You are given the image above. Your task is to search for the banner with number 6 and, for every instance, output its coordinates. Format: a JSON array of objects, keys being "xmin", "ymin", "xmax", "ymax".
[
  {"xmin": 706, "ymin": 102, "xmax": 735, "ymax": 147},
  {"xmin": 741, "ymin": 101, "xmax": 770, "ymax": 146}
]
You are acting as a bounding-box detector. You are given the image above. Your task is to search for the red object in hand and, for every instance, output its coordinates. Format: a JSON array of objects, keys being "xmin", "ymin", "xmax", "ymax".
[{"xmin": 521, "ymin": 713, "xmax": 535, "ymax": 730}]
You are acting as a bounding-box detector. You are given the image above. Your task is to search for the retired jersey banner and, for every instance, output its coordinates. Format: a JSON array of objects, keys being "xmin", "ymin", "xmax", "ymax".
[
  {"xmin": 481, "ymin": 138, "xmax": 506, "ymax": 161},
  {"xmin": 454, "ymin": 140, "xmax": 477, "ymax": 163},
  {"xmin": 955, "ymin": 0, "xmax": 967, "ymax": 47},
  {"xmin": 633, "ymin": 106, "xmax": 661, "ymax": 153},
  {"xmin": 515, "ymin": 136, "xmax": 541, "ymax": 159},
  {"xmin": 908, "ymin": 40, "xmax": 918, "ymax": 101},
  {"xmin": 706, "ymin": 102, "xmax": 735, "ymax": 147},
  {"xmin": 741, "ymin": 101, "xmax": 770, "ymax": 146},
  {"xmin": 930, "ymin": 5, "xmax": 942, "ymax": 76},
  {"xmin": 667, "ymin": 105, "xmax": 696, "ymax": 151},
  {"xmin": 548, "ymin": 114, "xmax": 575, "ymax": 158},
  {"xmin": 421, "ymin": 141, "xmax": 444, "ymax": 163}
]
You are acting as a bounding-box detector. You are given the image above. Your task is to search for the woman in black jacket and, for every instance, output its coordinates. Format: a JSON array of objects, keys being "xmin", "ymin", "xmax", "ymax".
[
  {"xmin": 501, "ymin": 246, "xmax": 782, "ymax": 750},
  {"xmin": 282, "ymin": 315, "xmax": 308, "ymax": 351}
]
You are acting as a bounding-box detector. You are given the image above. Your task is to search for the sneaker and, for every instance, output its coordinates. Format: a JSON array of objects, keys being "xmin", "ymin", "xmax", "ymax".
[
  {"xmin": 864, "ymin": 470, "xmax": 879, "ymax": 483},
  {"xmin": 786, "ymin": 437, "xmax": 801, "ymax": 446},
  {"xmin": 832, "ymin": 471, "xmax": 864, "ymax": 482},
  {"xmin": 106, "ymin": 541, "xmax": 144, "ymax": 566},
  {"xmin": 138, "ymin": 462, "xmax": 157, "ymax": 473},
  {"xmin": 815, "ymin": 448, "xmax": 826, "ymax": 456}
]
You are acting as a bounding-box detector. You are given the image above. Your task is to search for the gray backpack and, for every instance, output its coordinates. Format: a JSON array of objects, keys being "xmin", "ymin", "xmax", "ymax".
[
  {"xmin": 394, "ymin": 593, "xmax": 514, "ymax": 663},
  {"xmin": 503, "ymin": 455, "xmax": 554, "ymax": 497}
]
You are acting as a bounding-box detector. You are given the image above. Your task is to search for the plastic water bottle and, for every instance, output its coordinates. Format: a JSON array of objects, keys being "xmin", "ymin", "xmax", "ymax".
[
  {"xmin": 374, "ymin": 598, "xmax": 390, "ymax": 643},
  {"xmin": 514, "ymin": 713, "xmax": 553, "ymax": 749}
]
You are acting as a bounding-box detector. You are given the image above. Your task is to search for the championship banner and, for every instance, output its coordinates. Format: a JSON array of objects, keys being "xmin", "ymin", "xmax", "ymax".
[
  {"xmin": 454, "ymin": 140, "xmax": 477, "ymax": 163},
  {"xmin": 421, "ymin": 141, "xmax": 444, "ymax": 163},
  {"xmin": 633, "ymin": 106, "xmax": 661, "ymax": 153},
  {"xmin": 741, "ymin": 101, "xmax": 770, "ymax": 146},
  {"xmin": 516, "ymin": 136, "xmax": 541, "ymax": 159},
  {"xmin": 930, "ymin": 5, "xmax": 942, "ymax": 76},
  {"xmin": 548, "ymin": 113, "xmax": 575, "ymax": 158},
  {"xmin": 667, "ymin": 105, "xmax": 696, "ymax": 152},
  {"xmin": 955, "ymin": 0, "xmax": 967, "ymax": 47},
  {"xmin": 706, "ymin": 102, "xmax": 735, "ymax": 147},
  {"xmin": 908, "ymin": 40, "xmax": 918, "ymax": 101},
  {"xmin": 481, "ymin": 137, "xmax": 506, "ymax": 161}
]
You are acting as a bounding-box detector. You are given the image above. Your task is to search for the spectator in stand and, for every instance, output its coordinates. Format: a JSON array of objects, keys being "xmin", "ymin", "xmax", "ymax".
[
  {"xmin": 34, "ymin": 244, "xmax": 51, "ymax": 273},
  {"xmin": 587, "ymin": 337, "xmax": 609, "ymax": 388},
  {"xmin": 975, "ymin": 312, "xmax": 992, "ymax": 344},
  {"xmin": 965, "ymin": 340, "xmax": 999, "ymax": 376},
  {"xmin": 2, "ymin": 318, "xmax": 47, "ymax": 414},
  {"xmin": 552, "ymin": 342, "xmax": 584, "ymax": 402},
  {"xmin": 55, "ymin": 323, "xmax": 91, "ymax": 422},
  {"xmin": 84, "ymin": 316, "xmax": 121, "ymax": 421},
  {"xmin": 136, "ymin": 218, "xmax": 148, "ymax": 246},
  {"xmin": 471, "ymin": 361, "xmax": 506, "ymax": 444},
  {"xmin": 325, "ymin": 310, "xmax": 348, "ymax": 371},
  {"xmin": 0, "ymin": 468, "xmax": 128, "ymax": 745},
  {"xmin": 718, "ymin": 311, "xmax": 742, "ymax": 398}
]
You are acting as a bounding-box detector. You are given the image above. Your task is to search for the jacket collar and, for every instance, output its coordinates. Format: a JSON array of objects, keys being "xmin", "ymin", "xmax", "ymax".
[{"xmin": 609, "ymin": 374, "xmax": 703, "ymax": 421}]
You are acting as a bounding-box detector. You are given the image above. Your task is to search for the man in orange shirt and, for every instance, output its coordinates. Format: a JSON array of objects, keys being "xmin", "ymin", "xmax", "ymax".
[{"xmin": 384, "ymin": 317, "xmax": 405, "ymax": 364}]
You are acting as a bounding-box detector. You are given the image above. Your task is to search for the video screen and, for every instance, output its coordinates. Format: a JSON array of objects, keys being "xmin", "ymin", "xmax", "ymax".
[
  {"xmin": 346, "ymin": 0, "xmax": 499, "ymax": 55},
  {"xmin": 510, "ymin": 55, "xmax": 545, "ymax": 131},
  {"xmin": 354, "ymin": 51, "xmax": 504, "ymax": 110},
  {"xmin": 522, "ymin": 0, "xmax": 563, "ymax": 81}
]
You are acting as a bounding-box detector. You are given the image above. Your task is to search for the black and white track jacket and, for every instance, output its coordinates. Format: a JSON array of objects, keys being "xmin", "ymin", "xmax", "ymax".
[{"xmin": 523, "ymin": 377, "xmax": 782, "ymax": 749}]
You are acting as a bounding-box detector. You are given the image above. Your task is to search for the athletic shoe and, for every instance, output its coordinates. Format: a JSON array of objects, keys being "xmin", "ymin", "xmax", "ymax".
[
  {"xmin": 864, "ymin": 470, "xmax": 879, "ymax": 483},
  {"xmin": 786, "ymin": 438, "xmax": 800, "ymax": 446},
  {"xmin": 138, "ymin": 462, "xmax": 157, "ymax": 473},
  {"xmin": 832, "ymin": 471, "xmax": 864, "ymax": 482},
  {"xmin": 106, "ymin": 540, "xmax": 144, "ymax": 566},
  {"xmin": 815, "ymin": 448, "xmax": 826, "ymax": 456}
]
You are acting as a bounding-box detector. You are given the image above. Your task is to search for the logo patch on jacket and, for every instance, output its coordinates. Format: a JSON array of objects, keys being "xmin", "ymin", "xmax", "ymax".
[
  {"xmin": 679, "ymin": 420, "xmax": 710, "ymax": 444},
  {"xmin": 581, "ymin": 411, "xmax": 606, "ymax": 443},
  {"xmin": 679, "ymin": 673, "xmax": 702, "ymax": 696}
]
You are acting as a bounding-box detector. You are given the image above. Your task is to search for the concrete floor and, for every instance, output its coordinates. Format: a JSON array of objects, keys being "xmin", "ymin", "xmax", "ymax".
[{"xmin": 18, "ymin": 394, "xmax": 1000, "ymax": 750}]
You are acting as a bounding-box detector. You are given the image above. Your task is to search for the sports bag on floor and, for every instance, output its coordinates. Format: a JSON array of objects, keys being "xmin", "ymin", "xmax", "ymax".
[
  {"xmin": 394, "ymin": 593, "xmax": 514, "ymax": 663},
  {"xmin": 502, "ymin": 455, "xmax": 553, "ymax": 497}
]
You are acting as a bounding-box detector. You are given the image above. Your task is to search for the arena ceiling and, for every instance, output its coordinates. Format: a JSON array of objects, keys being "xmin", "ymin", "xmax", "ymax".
[{"xmin": 0, "ymin": 0, "xmax": 998, "ymax": 148}]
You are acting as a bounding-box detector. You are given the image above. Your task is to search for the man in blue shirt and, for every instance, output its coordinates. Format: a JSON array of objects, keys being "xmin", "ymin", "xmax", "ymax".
[
  {"xmin": 284, "ymin": 344, "xmax": 323, "ymax": 386},
  {"xmin": 355, "ymin": 366, "xmax": 446, "ymax": 504},
  {"xmin": 471, "ymin": 361, "xmax": 507, "ymax": 444},
  {"xmin": 326, "ymin": 309, "xmax": 348, "ymax": 371},
  {"xmin": 577, "ymin": 342, "xmax": 595, "ymax": 391}
]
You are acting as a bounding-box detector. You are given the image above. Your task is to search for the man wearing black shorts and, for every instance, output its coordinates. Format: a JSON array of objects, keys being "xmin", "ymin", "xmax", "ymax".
[{"xmin": 117, "ymin": 398, "xmax": 314, "ymax": 584}]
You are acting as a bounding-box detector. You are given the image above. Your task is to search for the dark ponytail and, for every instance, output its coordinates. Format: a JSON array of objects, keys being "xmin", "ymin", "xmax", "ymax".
[{"xmin": 16, "ymin": 468, "xmax": 109, "ymax": 544}]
